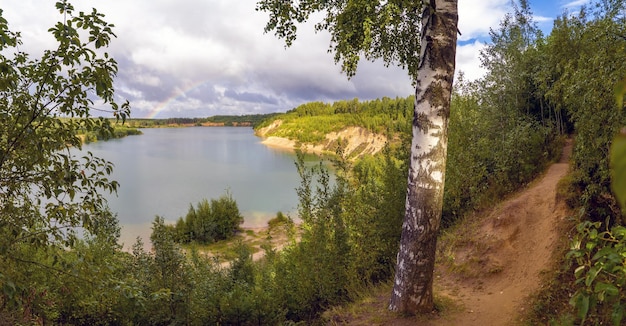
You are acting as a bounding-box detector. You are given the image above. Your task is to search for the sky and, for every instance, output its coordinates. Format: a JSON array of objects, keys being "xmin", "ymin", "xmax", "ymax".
[{"xmin": 2, "ymin": 0, "xmax": 591, "ymax": 118}]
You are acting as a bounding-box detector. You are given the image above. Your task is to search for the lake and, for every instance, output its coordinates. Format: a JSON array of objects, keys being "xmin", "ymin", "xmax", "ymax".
[{"xmin": 79, "ymin": 127, "xmax": 320, "ymax": 248}]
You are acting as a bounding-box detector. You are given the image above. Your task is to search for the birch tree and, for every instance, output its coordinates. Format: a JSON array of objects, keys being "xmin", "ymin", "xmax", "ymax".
[{"xmin": 256, "ymin": 0, "xmax": 458, "ymax": 314}]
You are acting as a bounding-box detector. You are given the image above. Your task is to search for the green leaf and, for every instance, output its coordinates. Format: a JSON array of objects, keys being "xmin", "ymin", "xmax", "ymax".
[
  {"xmin": 574, "ymin": 265, "xmax": 587, "ymax": 278},
  {"xmin": 592, "ymin": 246, "xmax": 616, "ymax": 261},
  {"xmin": 594, "ymin": 282, "xmax": 619, "ymax": 299},
  {"xmin": 585, "ymin": 266, "xmax": 602, "ymax": 287},
  {"xmin": 611, "ymin": 133, "xmax": 626, "ymax": 211},
  {"xmin": 572, "ymin": 293, "xmax": 590, "ymax": 322}
]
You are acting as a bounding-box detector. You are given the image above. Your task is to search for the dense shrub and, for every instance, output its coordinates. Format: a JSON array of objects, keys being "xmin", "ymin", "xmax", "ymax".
[
  {"xmin": 172, "ymin": 192, "xmax": 244, "ymax": 244},
  {"xmin": 443, "ymin": 83, "xmax": 556, "ymax": 224}
]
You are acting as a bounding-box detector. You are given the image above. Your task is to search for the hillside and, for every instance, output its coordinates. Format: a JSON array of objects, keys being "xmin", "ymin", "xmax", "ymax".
[
  {"xmin": 257, "ymin": 120, "xmax": 388, "ymax": 158},
  {"xmin": 253, "ymin": 96, "xmax": 413, "ymax": 157},
  {"xmin": 326, "ymin": 140, "xmax": 573, "ymax": 325}
]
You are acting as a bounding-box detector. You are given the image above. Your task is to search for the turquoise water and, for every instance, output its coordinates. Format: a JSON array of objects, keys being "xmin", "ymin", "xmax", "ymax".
[{"xmin": 80, "ymin": 127, "xmax": 319, "ymax": 248}]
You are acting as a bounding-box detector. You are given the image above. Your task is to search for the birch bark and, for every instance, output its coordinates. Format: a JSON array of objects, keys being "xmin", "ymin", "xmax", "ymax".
[{"xmin": 389, "ymin": 0, "xmax": 458, "ymax": 314}]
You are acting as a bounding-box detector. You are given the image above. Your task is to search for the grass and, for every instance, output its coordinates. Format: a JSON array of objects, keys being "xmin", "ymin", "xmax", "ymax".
[
  {"xmin": 322, "ymin": 280, "xmax": 463, "ymax": 325},
  {"xmin": 180, "ymin": 229, "xmax": 265, "ymax": 263},
  {"xmin": 179, "ymin": 219, "xmax": 297, "ymax": 264},
  {"xmin": 436, "ymin": 212, "xmax": 500, "ymax": 279}
]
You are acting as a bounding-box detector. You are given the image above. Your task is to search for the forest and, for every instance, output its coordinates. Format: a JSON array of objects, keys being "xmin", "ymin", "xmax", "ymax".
[
  {"xmin": 122, "ymin": 114, "xmax": 279, "ymax": 128},
  {"xmin": 1, "ymin": 0, "xmax": 626, "ymax": 325}
]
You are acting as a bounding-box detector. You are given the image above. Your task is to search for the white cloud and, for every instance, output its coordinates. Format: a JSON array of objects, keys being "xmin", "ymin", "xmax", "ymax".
[
  {"xmin": 534, "ymin": 15, "xmax": 553, "ymax": 22},
  {"xmin": 458, "ymin": 0, "xmax": 509, "ymax": 41},
  {"xmin": 562, "ymin": 0, "xmax": 590, "ymax": 9},
  {"xmin": 455, "ymin": 41, "xmax": 488, "ymax": 81},
  {"xmin": 3, "ymin": 0, "xmax": 518, "ymax": 117}
]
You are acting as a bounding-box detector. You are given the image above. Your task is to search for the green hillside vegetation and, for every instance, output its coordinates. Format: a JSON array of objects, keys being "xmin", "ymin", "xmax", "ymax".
[
  {"xmin": 78, "ymin": 124, "xmax": 142, "ymax": 143},
  {"xmin": 255, "ymin": 97, "xmax": 413, "ymax": 143},
  {"xmin": 2, "ymin": 1, "xmax": 626, "ymax": 325}
]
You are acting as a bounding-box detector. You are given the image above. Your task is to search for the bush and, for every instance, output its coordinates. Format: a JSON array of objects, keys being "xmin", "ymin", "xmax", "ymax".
[
  {"xmin": 443, "ymin": 85, "xmax": 555, "ymax": 225},
  {"xmin": 172, "ymin": 192, "xmax": 243, "ymax": 244},
  {"xmin": 267, "ymin": 211, "xmax": 292, "ymax": 230},
  {"xmin": 567, "ymin": 221, "xmax": 626, "ymax": 325}
]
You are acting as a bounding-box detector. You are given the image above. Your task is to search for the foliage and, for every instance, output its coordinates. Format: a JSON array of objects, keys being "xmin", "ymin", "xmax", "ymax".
[
  {"xmin": 544, "ymin": 2, "xmax": 626, "ymax": 223},
  {"xmin": 79, "ymin": 124, "xmax": 142, "ymax": 143},
  {"xmin": 256, "ymin": 0, "xmax": 422, "ymax": 81},
  {"xmin": 204, "ymin": 113, "xmax": 281, "ymax": 127},
  {"xmin": 267, "ymin": 211, "xmax": 293, "ymax": 230},
  {"xmin": 257, "ymin": 149, "xmax": 407, "ymax": 321},
  {"xmin": 0, "ymin": 1, "xmax": 129, "ymax": 321},
  {"xmin": 568, "ymin": 221, "xmax": 626, "ymax": 325},
  {"xmin": 611, "ymin": 106, "xmax": 626, "ymax": 218},
  {"xmin": 123, "ymin": 113, "xmax": 280, "ymax": 128},
  {"xmin": 557, "ymin": 0, "xmax": 626, "ymax": 323},
  {"xmin": 443, "ymin": 75, "xmax": 556, "ymax": 224},
  {"xmin": 345, "ymin": 145, "xmax": 408, "ymax": 282},
  {"xmin": 611, "ymin": 83, "xmax": 626, "ymax": 210},
  {"xmin": 255, "ymin": 96, "xmax": 414, "ymax": 143},
  {"xmin": 171, "ymin": 192, "xmax": 244, "ymax": 244}
]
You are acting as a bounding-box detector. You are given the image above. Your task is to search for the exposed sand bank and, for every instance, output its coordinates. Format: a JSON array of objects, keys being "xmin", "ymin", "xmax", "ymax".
[{"xmin": 259, "ymin": 126, "xmax": 388, "ymax": 158}]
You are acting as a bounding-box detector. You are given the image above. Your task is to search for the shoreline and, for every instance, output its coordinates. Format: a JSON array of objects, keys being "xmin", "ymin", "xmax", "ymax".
[{"xmin": 260, "ymin": 136, "xmax": 330, "ymax": 156}]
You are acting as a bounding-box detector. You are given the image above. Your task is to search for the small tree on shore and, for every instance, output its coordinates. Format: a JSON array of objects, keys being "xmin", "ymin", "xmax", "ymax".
[{"xmin": 172, "ymin": 192, "xmax": 243, "ymax": 244}]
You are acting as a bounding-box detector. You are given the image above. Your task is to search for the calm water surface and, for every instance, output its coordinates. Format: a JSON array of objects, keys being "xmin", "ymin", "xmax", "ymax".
[{"xmin": 80, "ymin": 127, "xmax": 317, "ymax": 248}]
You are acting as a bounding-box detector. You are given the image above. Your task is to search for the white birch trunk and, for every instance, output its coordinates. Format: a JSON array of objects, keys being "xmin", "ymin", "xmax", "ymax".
[{"xmin": 389, "ymin": 0, "xmax": 458, "ymax": 314}]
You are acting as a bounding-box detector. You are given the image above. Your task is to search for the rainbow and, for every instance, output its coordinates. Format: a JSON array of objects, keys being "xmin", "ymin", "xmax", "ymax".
[{"xmin": 146, "ymin": 80, "xmax": 213, "ymax": 119}]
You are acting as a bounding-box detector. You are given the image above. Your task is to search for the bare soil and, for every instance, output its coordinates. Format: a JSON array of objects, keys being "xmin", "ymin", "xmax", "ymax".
[
  {"xmin": 259, "ymin": 126, "xmax": 388, "ymax": 158},
  {"xmin": 328, "ymin": 140, "xmax": 573, "ymax": 325}
]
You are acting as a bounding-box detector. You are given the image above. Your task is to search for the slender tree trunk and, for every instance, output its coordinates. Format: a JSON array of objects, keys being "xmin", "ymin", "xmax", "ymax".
[{"xmin": 389, "ymin": 0, "xmax": 458, "ymax": 314}]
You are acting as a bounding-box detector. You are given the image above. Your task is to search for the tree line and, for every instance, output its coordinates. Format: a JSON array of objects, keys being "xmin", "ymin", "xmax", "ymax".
[{"xmin": 125, "ymin": 113, "xmax": 280, "ymax": 128}]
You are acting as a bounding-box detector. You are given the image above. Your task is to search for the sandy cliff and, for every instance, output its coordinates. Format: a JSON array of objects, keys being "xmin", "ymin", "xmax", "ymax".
[{"xmin": 258, "ymin": 122, "xmax": 388, "ymax": 158}]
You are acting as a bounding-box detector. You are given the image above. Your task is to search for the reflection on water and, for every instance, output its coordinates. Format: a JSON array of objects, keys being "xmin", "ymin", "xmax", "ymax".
[{"xmin": 78, "ymin": 127, "xmax": 324, "ymax": 249}]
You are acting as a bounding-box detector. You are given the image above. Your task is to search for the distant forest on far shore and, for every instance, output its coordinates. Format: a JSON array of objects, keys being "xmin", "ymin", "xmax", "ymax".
[{"xmin": 124, "ymin": 113, "xmax": 281, "ymax": 128}]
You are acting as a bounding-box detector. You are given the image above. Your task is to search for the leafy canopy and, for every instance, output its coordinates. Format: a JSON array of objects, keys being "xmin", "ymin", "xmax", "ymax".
[
  {"xmin": 0, "ymin": 1, "xmax": 129, "ymax": 261},
  {"xmin": 256, "ymin": 0, "xmax": 423, "ymax": 81}
]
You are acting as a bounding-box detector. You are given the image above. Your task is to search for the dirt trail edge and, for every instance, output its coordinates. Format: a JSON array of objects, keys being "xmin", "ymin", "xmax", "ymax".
[{"xmin": 426, "ymin": 140, "xmax": 573, "ymax": 325}]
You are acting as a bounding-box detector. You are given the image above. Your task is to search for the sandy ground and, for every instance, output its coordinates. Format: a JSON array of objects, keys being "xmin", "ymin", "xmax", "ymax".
[{"xmin": 261, "ymin": 136, "xmax": 302, "ymax": 152}]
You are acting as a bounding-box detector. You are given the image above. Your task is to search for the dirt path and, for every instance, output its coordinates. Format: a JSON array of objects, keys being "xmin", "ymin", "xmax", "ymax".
[
  {"xmin": 427, "ymin": 140, "xmax": 572, "ymax": 325},
  {"xmin": 332, "ymin": 140, "xmax": 573, "ymax": 325}
]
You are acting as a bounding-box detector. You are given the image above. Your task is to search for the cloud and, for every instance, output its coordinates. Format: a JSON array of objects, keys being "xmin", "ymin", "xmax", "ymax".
[
  {"xmin": 225, "ymin": 89, "xmax": 279, "ymax": 105},
  {"xmin": 455, "ymin": 41, "xmax": 488, "ymax": 81},
  {"xmin": 534, "ymin": 15, "xmax": 553, "ymax": 23},
  {"xmin": 3, "ymin": 0, "xmax": 517, "ymax": 117},
  {"xmin": 458, "ymin": 0, "xmax": 509, "ymax": 41},
  {"xmin": 562, "ymin": 0, "xmax": 591, "ymax": 9}
]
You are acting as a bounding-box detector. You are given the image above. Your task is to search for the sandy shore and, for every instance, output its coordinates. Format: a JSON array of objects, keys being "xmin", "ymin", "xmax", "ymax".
[
  {"xmin": 260, "ymin": 136, "xmax": 328, "ymax": 155},
  {"xmin": 260, "ymin": 136, "xmax": 297, "ymax": 151}
]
